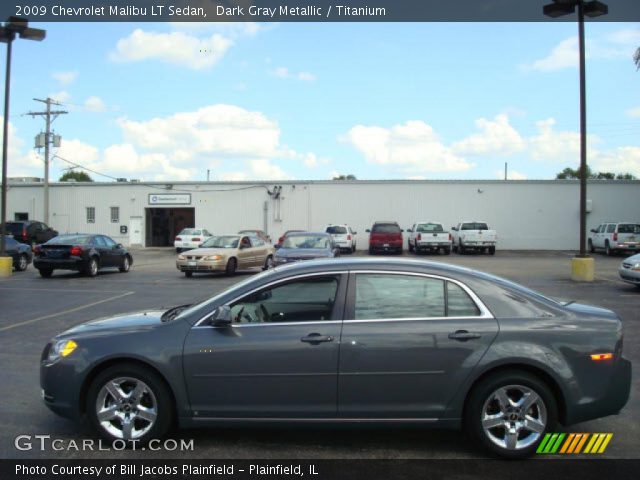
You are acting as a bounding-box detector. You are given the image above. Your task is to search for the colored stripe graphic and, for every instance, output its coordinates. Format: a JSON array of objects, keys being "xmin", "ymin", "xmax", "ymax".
[{"xmin": 537, "ymin": 433, "xmax": 612, "ymax": 454}]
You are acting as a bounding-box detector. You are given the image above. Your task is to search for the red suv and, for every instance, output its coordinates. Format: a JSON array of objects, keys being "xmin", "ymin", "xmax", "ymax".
[{"xmin": 366, "ymin": 221, "xmax": 404, "ymax": 254}]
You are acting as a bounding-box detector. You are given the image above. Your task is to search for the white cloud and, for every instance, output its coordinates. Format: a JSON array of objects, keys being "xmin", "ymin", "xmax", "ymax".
[
  {"xmin": 453, "ymin": 114, "xmax": 525, "ymax": 156},
  {"xmin": 525, "ymin": 37, "xmax": 579, "ymax": 72},
  {"xmin": 298, "ymin": 72, "xmax": 316, "ymax": 82},
  {"xmin": 84, "ymin": 96, "xmax": 106, "ymax": 112},
  {"xmin": 273, "ymin": 67, "xmax": 290, "ymax": 78},
  {"xmin": 219, "ymin": 159, "xmax": 292, "ymax": 181},
  {"xmin": 626, "ymin": 107, "xmax": 640, "ymax": 118},
  {"xmin": 52, "ymin": 71, "xmax": 78, "ymax": 87},
  {"xmin": 528, "ymin": 118, "xmax": 600, "ymax": 163},
  {"xmin": 591, "ymin": 147, "xmax": 640, "ymax": 177},
  {"xmin": 110, "ymin": 29, "xmax": 233, "ymax": 70},
  {"xmin": 56, "ymin": 139, "xmax": 100, "ymax": 165},
  {"xmin": 272, "ymin": 67, "xmax": 316, "ymax": 82},
  {"xmin": 495, "ymin": 169, "xmax": 527, "ymax": 180},
  {"xmin": 49, "ymin": 91, "xmax": 71, "ymax": 104},
  {"xmin": 344, "ymin": 121, "xmax": 473, "ymax": 174}
]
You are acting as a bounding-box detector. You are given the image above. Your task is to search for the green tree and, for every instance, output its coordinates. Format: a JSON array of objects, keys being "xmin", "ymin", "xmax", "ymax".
[
  {"xmin": 616, "ymin": 172, "xmax": 637, "ymax": 180},
  {"xmin": 555, "ymin": 166, "xmax": 592, "ymax": 179},
  {"xmin": 59, "ymin": 170, "xmax": 93, "ymax": 182},
  {"xmin": 332, "ymin": 174, "xmax": 356, "ymax": 180},
  {"xmin": 556, "ymin": 166, "xmax": 636, "ymax": 180}
]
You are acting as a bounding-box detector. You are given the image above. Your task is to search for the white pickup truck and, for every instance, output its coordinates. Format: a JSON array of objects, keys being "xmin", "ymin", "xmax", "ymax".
[
  {"xmin": 407, "ymin": 221, "xmax": 452, "ymax": 255},
  {"xmin": 450, "ymin": 221, "xmax": 497, "ymax": 255}
]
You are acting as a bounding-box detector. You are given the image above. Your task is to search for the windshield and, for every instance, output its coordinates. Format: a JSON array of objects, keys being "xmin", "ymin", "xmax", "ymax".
[
  {"xmin": 326, "ymin": 226, "xmax": 347, "ymax": 234},
  {"xmin": 461, "ymin": 223, "xmax": 489, "ymax": 231},
  {"xmin": 618, "ymin": 224, "xmax": 640, "ymax": 234},
  {"xmin": 47, "ymin": 235, "xmax": 90, "ymax": 245},
  {"xmin": 201, "ymin": 236, "xmax": 240, "ymax": 248},
  {"xmin": 372, "ymin": 224, "xmax": 401, "ymax": 234},
  {"xmin": 283, "ymin": 235, "xmax": 330, "ymax": 249},
  {"xmin": 179, "ymin": 229, "xmax": 201, "ymax": 236},
  {"xmin": 416, "ymin": 223, "xmax": 444, "ymax": 233}
]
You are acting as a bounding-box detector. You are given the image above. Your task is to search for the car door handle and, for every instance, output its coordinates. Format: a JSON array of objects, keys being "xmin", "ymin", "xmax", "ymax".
[
  {"xmin": 301, "ymin": 333, "xmax": 334, "ymax": 344},
  {"xmin": 448, "ymin": 330, "xmax": 481, "ymax": 341}
]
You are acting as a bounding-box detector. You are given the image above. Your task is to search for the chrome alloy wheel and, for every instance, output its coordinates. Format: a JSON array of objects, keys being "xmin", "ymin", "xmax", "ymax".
[
  {"xmin": 95, "ymin": 377, "xmax": 158, "ymax": 441},
  {"xmin": 18, "ymin": 254, "xmax": 28, "ymax": 270},
  {"xmin": 481, "ymin": 384, "xmax": 547, "ymax": 451}
]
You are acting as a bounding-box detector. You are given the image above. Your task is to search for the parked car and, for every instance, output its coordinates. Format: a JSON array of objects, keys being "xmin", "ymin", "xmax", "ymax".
[
  {"xmin": 451, "ymin": 221, "xmax": 497, "ymax": 255},
  {"xmin": 238, "ymin": 229, "xmax": 271, "ymax": 244},
  {"xmin": 407, "ymin": 222, "xmax": 452, "ymax": 255},
  {"xmin": 326, "ymin": 224, "xmax": 357, "ymax": 253},
  {"xmin": 275, "ymin": 229, "xmax": 305, "ymax": 248},
  {"xmin": 618, "ymin": 253, "xmax": 640, "ymax": 288},
  {"xmin": 33, "ymin": 234, "xmax": 133, "ymax": 278},
  {"xmin": 174, "ymin": 228, "xmax": 213, "ymax": 253},
  {"xmin": 176, "ymin": 234, "xmax": 274, "ymax": 277},
  {"xmin": 366, "ymin": 221, "xmax": 403, "ymax": 254},
  {"xmin": 1, "ymin": 235, "xmax": 33, "ymax": 271},
  {"xmin": 40, "ymin": 258, "xmax": 631, "ymax": 458},
  {"xmin": 274, "ymin": 232, "xmax": 339, "ymax": 266},
  {"xmin": 589, "ymin": 222, "xmax": 640, "ymax": 256},
  {"xmin": 2, "ymin": 220, "xmax": 58, "ymax": 247}
]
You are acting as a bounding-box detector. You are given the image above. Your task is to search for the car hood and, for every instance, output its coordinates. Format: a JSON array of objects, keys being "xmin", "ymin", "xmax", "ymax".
[
  {"xmin": 57, "ymin": 310, "xmax": 166, "ymax": 338},
  {"xmin": 276, "ymin": 248, "xmax": 332, "ymax": 258}
]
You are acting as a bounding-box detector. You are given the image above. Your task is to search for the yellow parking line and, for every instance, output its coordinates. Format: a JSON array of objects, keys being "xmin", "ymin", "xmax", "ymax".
[{"xmin": 0, "ymin": 291, "xmax": 135, "ymax": 332}]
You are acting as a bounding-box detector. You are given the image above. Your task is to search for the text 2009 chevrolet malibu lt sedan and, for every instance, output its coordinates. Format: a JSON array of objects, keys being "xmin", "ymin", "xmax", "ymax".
[{"xmin": 41, "ymin": 258, "xmax": 631, "ymax": 458}]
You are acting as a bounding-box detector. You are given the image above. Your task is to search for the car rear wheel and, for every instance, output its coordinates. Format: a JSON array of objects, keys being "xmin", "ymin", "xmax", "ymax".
[
  {"xmin": 85, "ymin": 258, "xmax": 99, "ymax": 277},
  {"xmin": 466, "ymin": 371, "xmax": 557, "ymax": 458},
  {"xmin": 38, "ymin": 268, "xmax": 53, "ymax": 278},
  {"xmin": 605, "ymin": 242, "xmax": 613, "ymax": 256},
  {"xmin": 87, "ymin": 363, "xmax": 173, "ymax": 445},
  {"xmin": 352, "ymin": 244, "xmax": 356, "ymax": 254},
  {"xmin": 225, "ymin": 257, "xmax": 237, "ymax": 276},
  {"xmin": 443, "ymin": 247, "xmax": 451, "ymax": 255},
  {"xmin": 119, "ymin": 256, "xmax": 130, "ymax": 273},
  {"xmin": 489, "ymin": 246, "xmax": 496, "ymax": 255},
  {"xmin": 263, "ymin": 255, "xmax": 274, "ymax": 270},
  {"xmin": 408, "ymin": 241, "xmax": 414, "ymax": 253},
  {"xmin": 16, "ymin": 254, "xmax": 28, "ymax": 271},
  {"xmin": 588, "ymin": 239, "xmax": 594, "ymax": 253}
]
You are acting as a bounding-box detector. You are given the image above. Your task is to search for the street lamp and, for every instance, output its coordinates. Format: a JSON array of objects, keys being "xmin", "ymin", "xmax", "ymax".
[
  {"xmin": 0, "ymin": 17, "xmax": 45, "ymax": 272},
  {"xmin": 543, "ymin": 0, "xmax": 607, "ymax": 281}
]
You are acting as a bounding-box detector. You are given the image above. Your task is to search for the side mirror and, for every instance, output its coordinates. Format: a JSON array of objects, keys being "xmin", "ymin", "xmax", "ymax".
[
  {"xmin": 365, "ymin": 229, "xmax": 371, "ymax": 233},
  {"xmin": 590, "ymin": 229, "xmax": 597, "ymax": 233},
  {"xmin": 452, "ymin": 227, "xmax": 458, "ymax": 231},
  {"xmin": 211, "ymin": 305, "xmax": 232, "ymax": 327},
  {"xmin": 407, "ymin": 228, "xmax": 413, "ymax": 232},
  {"xmin": 400, "ymin": 229, "xmax": 405, "ymax": 232},
  {"xmin": 353, "ymin": 231, "xmax": 357, "ymax": 235},
  {"xmin": 114, "ymin": 243, "xmax": 123, "ymax": 249},
  {"xmin": 274, "ymin": 244, "xmax": 281, "ymax": 249}
]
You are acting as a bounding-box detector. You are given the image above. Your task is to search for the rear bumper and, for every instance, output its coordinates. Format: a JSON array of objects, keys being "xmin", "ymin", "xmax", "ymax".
[
  {"xmin": 34, "ymin": 258, "xmax": 84, "ymax": 271},
  {"xmin": 565, "ymin": 357, "xmax": 632, "ymax": 425},
  {"xmin": 612, "ymin": 243, "xmax": 640, "ymax": 252},
  {"xmin": 416, "ymin": 241, "xmax": 451, "ymax": 249}
]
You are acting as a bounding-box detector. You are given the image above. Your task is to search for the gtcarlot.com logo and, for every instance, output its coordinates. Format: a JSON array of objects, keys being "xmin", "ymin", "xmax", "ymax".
[{"xmin": 536, "ymin": 433, "xmax": 613, "ymax": 455}]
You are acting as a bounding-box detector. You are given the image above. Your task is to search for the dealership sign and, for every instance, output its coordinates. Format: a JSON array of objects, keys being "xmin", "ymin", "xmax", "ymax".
[{"xmin": 148, "ymin": 193, "xmax": 191, "ymax": 205}]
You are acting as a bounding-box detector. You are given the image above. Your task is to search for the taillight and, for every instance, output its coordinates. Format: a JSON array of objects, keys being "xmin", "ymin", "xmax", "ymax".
[
  {"xmin": 417, "ymin": 234, "xmax": 422, "ymax": 241},
  {"xmin": 192, "ymin": 237, "xmax": 201, "ymax": 242},
  {"xmin": 70, "ymin": 246, "xmax": 83, "ymax": 256},
  {"xmin": 449, "ymin": 233, "xmax": 452, "ymax": 241},
  {"xmin": 22, "ymin": 230, "xmax": 27, "ymax": 240},
  {"xmin": 347, "ymin": 234, "xmax": 352, "ymax": 240},
  {"xmin": 613, "ymin": 233, "xmax": 618, "ymax": 242},
  {"xmin": 278, "ymin": 236, "xmax": 285, "ymax": 244},
  {"xmin": 33, "ymin": 245, "xmax": 42, "ymax": 255},
  {"xmin": 175, "ymin": 236, "xmax": 182, "ymax": 241}
]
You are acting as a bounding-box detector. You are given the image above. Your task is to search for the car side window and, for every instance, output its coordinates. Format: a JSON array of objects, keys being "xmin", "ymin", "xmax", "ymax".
[
  {"xmin": 93, "ymin": 236, "xmax": 107, "ymax": 247},
  {"xmin": 102, "ymin": 236, "xmax": 117, "ymax": 248},
  {"xmin": 240, "ymin": 236, "xmax": 252, "ymax": 248},
  {"xmin": 355, "ymin": 274, "xmax": 446, "ymax": 320},
  {"xmin": 596, "ymin": 225, "xmax": 604, "ymax": 233},
  {"xmin": 606, "ymin": 224, "xmax": 616, "ymax": 234},
  {"xmin": 229, "ymin": 276, "xmax": 339, "ymax": 324},
  {"xmin": 447, "ymin": 282, "xmax": 481, "ymax": 316}
]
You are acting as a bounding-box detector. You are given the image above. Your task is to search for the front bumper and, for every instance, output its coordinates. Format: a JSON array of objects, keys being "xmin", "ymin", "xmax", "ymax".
[
  {"xmin": 40, "ymin": 349, "xmax": 82, "ymax": 420},
  {"xmin": 176, "ymin": 260, "xmax": 225, "ymax": 272},
  {"xmin": 618, "ymin": 266, "xmax": 640, "ymax": 285}
]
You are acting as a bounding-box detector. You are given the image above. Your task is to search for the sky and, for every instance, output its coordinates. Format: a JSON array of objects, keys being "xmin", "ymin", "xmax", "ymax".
[{"xmin": 1, "ymin": 20, "xmax": 639, "ymax": 182}]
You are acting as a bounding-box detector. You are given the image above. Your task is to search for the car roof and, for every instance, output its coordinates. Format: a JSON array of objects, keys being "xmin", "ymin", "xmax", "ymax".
[
  {"xmin": 286, "ymin": 232, "xmax": 331, "ymax": 237},
  {"xmin": 415, "ymin": 221, "xmax": 443, "ymax": 224}
]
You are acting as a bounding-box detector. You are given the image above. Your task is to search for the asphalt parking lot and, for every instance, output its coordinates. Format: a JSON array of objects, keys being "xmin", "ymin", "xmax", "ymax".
[{"xmin": 0, "ymin": 248, "xmax": 638, "ymax": 459}]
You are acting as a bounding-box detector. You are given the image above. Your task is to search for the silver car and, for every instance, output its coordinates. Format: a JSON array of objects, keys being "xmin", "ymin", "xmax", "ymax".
[{"xmin": 619, "ymin": 253, "xmax": 640, "ymax": 287}]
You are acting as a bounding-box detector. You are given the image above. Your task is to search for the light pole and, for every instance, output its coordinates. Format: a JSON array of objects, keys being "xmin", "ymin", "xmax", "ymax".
[
  {"xmin": 543, "ymin": 0, "xmax": 608, "ymax": 281},
  {"xmin": 0, "ymin": 17, "xmax": 45, "ymax": 273}
]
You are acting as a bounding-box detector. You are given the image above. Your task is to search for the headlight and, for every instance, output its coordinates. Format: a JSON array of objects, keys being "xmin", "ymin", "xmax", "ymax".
[
  {"xmin": 203, "ymin": 255, "xmax": 222, "ymax": 261},
  {"xmin": 47, "ymin": 339, "xmax": 78, "ymax": 362},
  {"xmin": 632, "ymin": 263, "xmax": 640, "ymax": 271},
  {"xmin": 177, "ymin": 255, "xmax": 186, "ymax": 260},
  {"xmin": 276, "ymin": 257, "xmax": 288, "ymax": 263}
]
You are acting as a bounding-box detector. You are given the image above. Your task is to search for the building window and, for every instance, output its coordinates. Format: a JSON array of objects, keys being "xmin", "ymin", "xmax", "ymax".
[
  {"xmin": 86, "ymin": 207, "xmax": 95, "ymax": 224},
  {"xmin": 14, "ymin": 212, "xmax": 28, "ymax": 221},
  {"xmin": 110, "ymin": 207, "xmax": 120, "ymax": 223}
]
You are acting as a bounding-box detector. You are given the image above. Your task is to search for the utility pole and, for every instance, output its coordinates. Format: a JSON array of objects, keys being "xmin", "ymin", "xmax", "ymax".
[{"xmin": 28, "ymin": 97, "xmax": 67, "ymax": 225}]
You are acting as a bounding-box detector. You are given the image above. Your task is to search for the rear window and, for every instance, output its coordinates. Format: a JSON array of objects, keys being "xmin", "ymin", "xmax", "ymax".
[
  {"xmin": 48, "ymin": 235, "xmax": 91, "ymax": 245},
  {"xmin": 283, "ymin": 235, "xmax": 330, "ymax": 249},
  {"xmin": 179, "ymin": 229, "xmax": 201, "ymax": 236},
  {"xmin": 461, "ymin": 223, "xmax": 488, "ymax": 230},
  {"xmin": 416, "ymin": 223, "xmax": 444, "ymax": 233},
  {"xmin": 4, "ymin": 223, "xmax": 25, "ymax": 235},
  {"xmin": 372, "ymin": 224, "xmax": 401, "ymax": 234},
  {"xmin": 617, "ymin": 224, "xmax": 640, "ymax": 234},
  {"xmin": 326, "ymin": 226, "xmax": 347, "ymax": 234}
]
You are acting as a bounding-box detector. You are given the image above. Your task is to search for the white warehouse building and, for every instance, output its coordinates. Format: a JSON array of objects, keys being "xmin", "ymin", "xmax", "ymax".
[{"xmin": 3, "ymin": 179, "xmax": 639, "ymax": 250}]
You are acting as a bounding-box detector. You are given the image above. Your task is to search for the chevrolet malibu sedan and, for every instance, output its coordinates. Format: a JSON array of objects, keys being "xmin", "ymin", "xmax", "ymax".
[
  {"xmin": 274, "ymin": 232, "xmax": 340, "ymax": 266},
  {"xmin": 176, "ymin": 234, "xmax": 274, "ymax": 276},
  {"xmin": 41, "ymin": 258, "xmax": 631, "ymax": 457},
  {"xmin": 618, "ymin": 253, "xmax": 640, "ymax": 287}
]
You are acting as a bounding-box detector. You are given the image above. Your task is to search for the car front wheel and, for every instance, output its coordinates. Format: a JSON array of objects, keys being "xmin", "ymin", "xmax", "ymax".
[
  {"xmin": 465, "ymin": 371, "xmax": 557, "ymax": 458},
  {"xmin": 263, "ymin": 255, "xmax": 274, "ymax": 270},
  {"xmin": 16, "ymin": 254, "xmax": 28, "ymax": 271},
  {"xmin": 119, "ymin": 256, "xmax": 131, "ymax": 273},
  {"xmin": 87, "ymin": 363, "xmax": 173, "ymax": 445},
  {"xmin": 225, "ymin": 257, "xmax": 237, "ymax": 276}
]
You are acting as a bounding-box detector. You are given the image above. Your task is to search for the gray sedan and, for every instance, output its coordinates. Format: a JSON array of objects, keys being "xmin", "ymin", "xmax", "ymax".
[
  {"xmin": 619, "ymin": 253, "xmax": 640, "ymax": 287},
  {"xmin": 40, "ymin": 258, "xmax": 631, "ymax": 458}
]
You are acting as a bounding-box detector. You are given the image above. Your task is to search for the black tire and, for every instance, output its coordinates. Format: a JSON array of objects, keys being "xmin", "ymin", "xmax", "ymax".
[
  {"xmin": 368, "ymin": 247, "xmax": 374, "ymax": 255},
  {"xmin": 85, "ymin": 257, "xmax": 99, "ymax": 277},
  {"xmin": 352, "ymin": 245, "xmax": 356, "ymax": 254},
  {"xmin": 588, "ymin": 239, "xmax": 594, "ymax": 253},
  {"xmin": 16, "ymin": 254, "xmax": 29, "ymax": 271},
  {"xmin": 86, "ymin": 363, "xmax": 173, "ymax": 445},
  {"xmin": 452, "ymin": 244, "xmax": 458, "ymax": 254},
  {"xmin": 184, "ymin": 271, "xmax": 192, "ymax": 278},
  {"xmin": 38, "ymin": 268, "xmax": 53, "ymax": 278},
  {"xmin": 605, "ymin": 242, "xmax": 613, "ymax": 256},
  {"xmin": 408, "ymin": 241, "xmax": 414, "ymax": 253},
  {"xmin": 444, "ymin": 247, "xmax": 451, "ymax": 255},
  {"xmin": 489, "ymin": 246, "xmax": 496, "ymax": 255},
  {"xmin": 175, "ymin": 248, "xmax": 182, "ymax": 254},
  {"xmin": 225, "ymin": 257, "xmax": 237, "ymax": 276},
  {"xmin": 119, "ymin": 255, "xmax": 131, "ymax": 273},
  {"xmin": 263, "ymin": 255, "xmax": 274, "ymax": 271},
  {"xmin": 458, "ymin": 241, "xmax": 465, "ymax": 255},
  {"xmin": 465, "ymin": 370, "xmax": 557, "ymax": 458}
]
